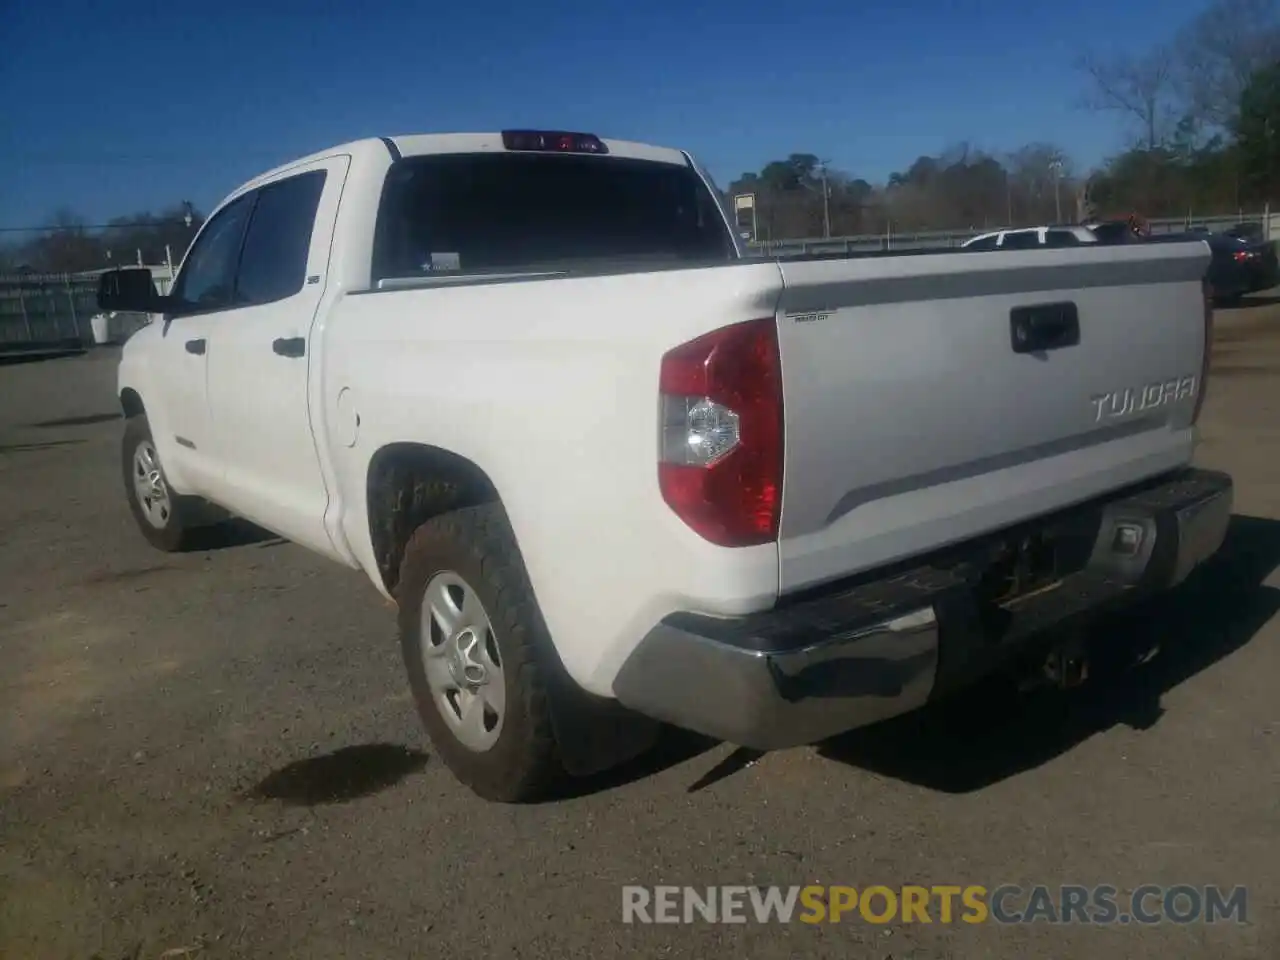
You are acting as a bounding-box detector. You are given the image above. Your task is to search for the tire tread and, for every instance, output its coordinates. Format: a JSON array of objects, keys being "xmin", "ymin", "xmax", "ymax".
[{"xmin": 396, "ymin": 503, "xmax": 563, "ymax": 802}]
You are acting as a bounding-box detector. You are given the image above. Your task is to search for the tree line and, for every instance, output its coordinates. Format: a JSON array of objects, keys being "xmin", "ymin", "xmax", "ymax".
[
  {"xmin": 4, "ymin": 0, "xmax": 1280, "ymax": 272},
  {"xmin": 0, "ymin": 204, "xmax": 206, "ymax": 277},
  {"xmin": 727, "ymin": 0, "xmax": 1280, "ymax": 239}
]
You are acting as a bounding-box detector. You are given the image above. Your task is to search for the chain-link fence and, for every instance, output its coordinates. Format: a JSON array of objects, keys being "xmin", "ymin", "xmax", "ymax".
[
  {"xmin": 0, "ymin": 273, "xmax": 97, "ymax": 354},
  {"xmin": 0, "ymin": 267, "xmax": 174, "ymax": 355}
]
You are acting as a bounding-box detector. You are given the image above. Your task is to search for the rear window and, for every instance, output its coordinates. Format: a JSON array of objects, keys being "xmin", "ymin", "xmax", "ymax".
[
  {"xmin": 372, "ymin": 153, "xmax": 735, "ymax": 281},
  {"xmin": 1089, "ymin": 222, "xmax": 1136, "ymax": 244},
  {"xmin": 1000, "ymin": 231, "xmax": 1042, "ymax": 250},
  {"xmin": 1044, "ymin": 230, "xmax": 1083, "ymax": 246}
]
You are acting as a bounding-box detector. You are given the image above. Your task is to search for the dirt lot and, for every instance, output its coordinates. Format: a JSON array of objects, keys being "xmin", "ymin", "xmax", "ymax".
[{"xmin": 2, "ymin": 302, "xmax": 1279, "ymax": 960}]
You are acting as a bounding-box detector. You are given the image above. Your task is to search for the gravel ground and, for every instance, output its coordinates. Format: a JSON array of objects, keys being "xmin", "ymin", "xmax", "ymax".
[{"xmin": 2, "ymin": 301, "xmax": 1278, "ymax": 960}]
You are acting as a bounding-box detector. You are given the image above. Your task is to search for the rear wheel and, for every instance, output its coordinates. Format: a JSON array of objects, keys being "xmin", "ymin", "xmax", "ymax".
[
  {"xmin": 396, "ymin": 503, "xmax": 563, "ymax": 802},
  {"xmin": 121, "ymin": 416, "xmax": 200, "ymax": 552}
]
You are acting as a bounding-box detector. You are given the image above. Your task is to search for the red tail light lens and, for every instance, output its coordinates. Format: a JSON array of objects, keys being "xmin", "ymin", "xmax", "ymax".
[
  {"xmin": 658, "ymin": 318, "xmax": 783, "ymax": 546},
  {"xmin": 1193, "ymin": 278, "xmax": 1214, "ymax": 424}
]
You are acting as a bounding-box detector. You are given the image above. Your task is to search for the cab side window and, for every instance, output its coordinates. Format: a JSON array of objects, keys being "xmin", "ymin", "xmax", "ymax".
[
  {"xmin": 964, "ymin": 235, "xmax": 999, "ymax": 251},
  {"xmin": 999, "ymin": 231, "xmax": 1041, "ymax": 250},
  {"xmin": 171, "ymin": 194, "xmax": 255, "ymax": 314},
  {"xmin": 235, "ymin": 171, "xmax": 327, "ymax": 306},
  {"xmin": 1044, "ymin": 230, "xmax": 1082, "ymax": 247}
]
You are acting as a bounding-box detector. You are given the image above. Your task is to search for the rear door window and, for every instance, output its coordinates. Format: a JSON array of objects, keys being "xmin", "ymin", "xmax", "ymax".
[
  {"xmin": 235, "ymin": 171, "xmax": 327, "ymax": 306},
  {"xmin": 372, "ymin": 153, "xmax": 736, "ymax": 280}
]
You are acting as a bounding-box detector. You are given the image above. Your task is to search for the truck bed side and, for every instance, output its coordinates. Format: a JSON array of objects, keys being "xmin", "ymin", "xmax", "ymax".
[{"xmin": 319, "ymin": 262, "xmax": 789, "ymax": 696}]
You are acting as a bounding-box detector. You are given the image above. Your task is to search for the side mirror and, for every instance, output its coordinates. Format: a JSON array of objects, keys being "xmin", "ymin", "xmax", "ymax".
[{"xmin": 97, "ymin": 268, "xmax": 168, "ymax": 314}]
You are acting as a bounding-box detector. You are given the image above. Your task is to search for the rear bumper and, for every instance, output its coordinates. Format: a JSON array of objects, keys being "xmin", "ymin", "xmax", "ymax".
[
  {"xmin": 1212, "ymin": 256, "xmax": 1279, "ymax": 297},
  {"xmin": 612, "ymin": 468, "xmax": 1233, "ymax": 749}
]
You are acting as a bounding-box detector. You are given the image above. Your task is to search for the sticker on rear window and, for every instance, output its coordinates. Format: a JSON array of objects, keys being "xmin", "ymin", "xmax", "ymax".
[{"xmin": 426, "ymin": 252, "xmax": 461, "ymax": 272}]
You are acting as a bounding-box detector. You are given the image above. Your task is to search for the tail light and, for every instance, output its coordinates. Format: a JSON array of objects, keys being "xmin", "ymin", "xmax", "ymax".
[
  {"xmin": 658, "ymin": 318, "xmax": 783, "ymax": 546},
  {"xmin": 1193, "ymin": 278, "xmax": 1214, "ymax": 424}
]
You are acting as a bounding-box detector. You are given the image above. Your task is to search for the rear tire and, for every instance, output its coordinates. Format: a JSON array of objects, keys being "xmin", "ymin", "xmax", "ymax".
[
  {"xmin": 121, "ymin": 416, "xmax": 200, "ymax": 552},
  {"xmin": 396, "ymin": 503, "xmax": 564, "ymax": 802}
]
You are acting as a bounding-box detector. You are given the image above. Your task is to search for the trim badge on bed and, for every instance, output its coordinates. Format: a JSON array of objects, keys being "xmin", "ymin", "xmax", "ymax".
[
  {"xmin": 1090, "ymin": 375, "xmax": 1197, "ymax": 423},
  {"xmin": 787, "ymin": 310, "xmax": 833, "ymax": 324}
]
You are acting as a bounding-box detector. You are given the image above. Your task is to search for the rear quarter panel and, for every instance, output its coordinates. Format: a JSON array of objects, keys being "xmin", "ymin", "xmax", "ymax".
[{"xmin": 320, "ymin": 263, "xmax": 785, "ymax": 695}]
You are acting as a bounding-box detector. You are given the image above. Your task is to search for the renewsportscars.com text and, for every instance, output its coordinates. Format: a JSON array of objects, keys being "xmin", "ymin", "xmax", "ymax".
[{"xmin": 621, "ymin": 884, "xmax": 1249, "ymax": 926}]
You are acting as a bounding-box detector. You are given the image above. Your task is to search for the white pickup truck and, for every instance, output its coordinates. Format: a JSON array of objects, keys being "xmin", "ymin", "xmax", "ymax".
[{"xmin": 98, "ymin": 129, "xmax": 1233, "ymax": 802}]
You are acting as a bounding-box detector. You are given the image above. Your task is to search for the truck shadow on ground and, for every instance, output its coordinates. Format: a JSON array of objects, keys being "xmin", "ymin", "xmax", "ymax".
[
  {"xmin": 1227, "ymin": 294, "xmax": 1280, "ymax": 309},
  {"xmin": 815, "ymin": 513, "xmax": 1280, "ymax": 793},
  {"xmin": 0, "ymin": 350, "xmax": 86, "ymax": 367},
  {"xmin": 182, "ymin": 517, "xmax": 286, "ymax": 551},
  {"xmin": 28, "ymin": 411, "xmax": 122, "ymax": 428},
  {"xmin": 245, "ymin": 743, "xmax": 429, "ymax": 806},
  {"xmin": 555, "ymin": 513, "xmax": 1280, "ymax": 800},
  {"xmin": 0, "ymin": 438, "xmax": 85, "ymax": 456},
  {"xmin": 557, "ymin": 725, "xmax": 723, "ymax": 800}
]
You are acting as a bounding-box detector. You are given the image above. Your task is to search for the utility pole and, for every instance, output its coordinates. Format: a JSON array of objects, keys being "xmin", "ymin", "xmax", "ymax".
[
  {"xmin": 1267, "ymin": 120, "xmax": 1275, "ymax": 241},
  {"xmin": 1049, "ymin": 158, "xmax": 1064, "ymax": 224},
  {"xmin": 818, "ymin": 160, "xmax": 831, "ymax": 239}
]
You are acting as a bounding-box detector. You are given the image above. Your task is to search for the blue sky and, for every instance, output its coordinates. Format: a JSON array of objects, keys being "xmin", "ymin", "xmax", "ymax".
[{"xmin": 1, "ymin": 0, "xmax": 1210, "ymax": 228}]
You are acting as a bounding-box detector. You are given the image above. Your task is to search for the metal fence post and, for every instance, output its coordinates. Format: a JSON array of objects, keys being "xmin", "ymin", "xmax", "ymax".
[
  {"xmin": 18, "ymin": 288, "xmax": 32, "ymax": 343},
  {"xmin": 66, "ymin": 280, "xmax": 80, "ymax": 342}
]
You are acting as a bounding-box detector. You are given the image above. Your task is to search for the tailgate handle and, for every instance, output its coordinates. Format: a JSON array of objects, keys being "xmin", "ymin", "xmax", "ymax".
[
  {"xmin": 1010, "ymin": 302, "xmax": 1079, "ymax": 354},
  {"xmin": 272, "ymin": 336, "xmax": 306, "ymax": 358}
]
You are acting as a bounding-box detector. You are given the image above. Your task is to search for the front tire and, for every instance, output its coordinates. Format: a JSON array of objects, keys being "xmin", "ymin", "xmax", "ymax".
[
  {"xmin": 396, "ymin": 503, "xmax": 564, "ymax": 802},
  {"xmin": 121, "ymin": 416, "xmax": 199, "ymax": 552}
]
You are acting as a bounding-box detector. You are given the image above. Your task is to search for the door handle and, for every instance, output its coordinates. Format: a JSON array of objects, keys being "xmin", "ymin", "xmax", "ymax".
[
  {"xmin": 272, "ymin": 337, "xmax": 306, "ymax": 358},
  {"xmin": 1010, "ymin": 302, "xmax": 1080, "ymax": 354},
  {"xmin": 185, "ymin": 338, "xmax": 206, "ymax": 355}
]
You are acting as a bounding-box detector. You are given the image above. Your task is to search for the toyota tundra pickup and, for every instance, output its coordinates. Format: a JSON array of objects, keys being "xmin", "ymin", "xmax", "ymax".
[{"xmin": 97, "ymin": 129, "xmax": 1233, "ymax": 802}]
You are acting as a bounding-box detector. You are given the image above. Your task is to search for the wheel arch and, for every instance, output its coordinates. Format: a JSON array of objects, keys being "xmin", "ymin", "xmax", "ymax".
[
  {"xmin": 365, "ymin": 442, "xmax": 502, "ymax": 595},
  {"xmin": 120, "ymin": 387, "xmax": 145, "ymax": 419}
]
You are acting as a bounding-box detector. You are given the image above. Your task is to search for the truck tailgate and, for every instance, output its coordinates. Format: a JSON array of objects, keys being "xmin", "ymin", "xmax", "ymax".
[{"xmin": 773, "ymin": 241, "xmax": 1212, "ymax": 593}]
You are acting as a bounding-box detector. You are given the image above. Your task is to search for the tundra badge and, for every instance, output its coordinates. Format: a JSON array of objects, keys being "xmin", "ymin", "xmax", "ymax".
[{"xmin": 1090, "ymin": 375, "xmax": 1197, "ymax": 423}]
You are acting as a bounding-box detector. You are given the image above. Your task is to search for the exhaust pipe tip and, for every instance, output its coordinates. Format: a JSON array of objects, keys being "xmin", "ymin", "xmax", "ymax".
[{"xmin": 1042, "ymin": 632, "xmax": 1090, "ymax": 689}]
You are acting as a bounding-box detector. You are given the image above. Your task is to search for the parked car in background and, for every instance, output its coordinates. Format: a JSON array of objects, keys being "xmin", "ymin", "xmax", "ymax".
[
  {"xmin": 1142, "ymin": 229, "xmax": 1278, "ymax": 304},
  {"xmin": 960, "ymin": 225, "xmax": 1098, "ymax": 250},
  {"xmin": 1075, "ymin": 217, "xmax": 1145, "ymax": 244},
  {"xmin": 1223, "ymin": 221, "xmax": 1266, "ymax": 244},
  {"xmin": 1193, "ymin": 231, "xmax": 1278, "ymax": 304}
]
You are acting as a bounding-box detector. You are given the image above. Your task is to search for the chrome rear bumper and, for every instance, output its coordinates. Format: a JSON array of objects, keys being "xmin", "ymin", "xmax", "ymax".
[{"xmin": 613, "ymin": 468, "xmax": 1233, "ymax": 749}]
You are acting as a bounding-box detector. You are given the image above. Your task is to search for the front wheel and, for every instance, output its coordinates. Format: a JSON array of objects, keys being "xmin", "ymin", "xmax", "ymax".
[
  {"xmin": 121, "ymin": 416, "xmax": 200, "ymax": 552},
  {"xmin": 396, "ymin": 503, "xmax": 564, "ymax": 802}
]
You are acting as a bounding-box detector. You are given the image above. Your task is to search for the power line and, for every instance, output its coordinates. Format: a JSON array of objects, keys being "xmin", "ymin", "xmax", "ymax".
[
  {"xmin": 0, "ymin": 222, "xmax": 197, "ymax": 234},
  {"xmin": 0, "ymin": 204, "xmax": 200, "ymax": 234}
]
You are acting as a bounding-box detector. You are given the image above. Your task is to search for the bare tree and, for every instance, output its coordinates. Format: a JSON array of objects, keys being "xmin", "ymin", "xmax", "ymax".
[
  {"xmin": 1005, "ymin": 143, "xmax": 1076, "ymax": 223},
  {"xmin": 1076, "ymin": 47, "xmax": 1178, "ymax": 150},
  {"xmin": 1173, "ymin": 0, "xmax": 1280, "ymax": 129}
]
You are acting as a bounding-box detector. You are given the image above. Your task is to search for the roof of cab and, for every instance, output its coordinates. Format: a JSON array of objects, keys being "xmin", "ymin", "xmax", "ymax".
[
  {"xmin": 388, "ymin": 133, "xmax": 691, "ymax": 166},
  {"xmin": 225, "ymin": 133, "xmax": 692, "ymax": 205}
]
